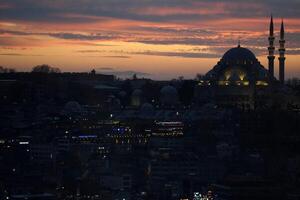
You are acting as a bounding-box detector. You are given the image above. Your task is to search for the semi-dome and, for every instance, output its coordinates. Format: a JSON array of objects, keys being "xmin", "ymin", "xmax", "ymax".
[
  {"xmin": 119, "ymin": 91, "xmax": 127, "ymax": 98},
  {"xmin": 132, "ymin": 89, "xmax": 143, "ymax": 97},
  {"xmin": 131, "ymin": 89, "xmax": 143, "ymax": 107},
  {"xmin": 221, "ymin": 46, "xmax": 257, "ymax": 63},
  {"xmin": 63, "ymin": 101, "xmax": 83, "ymax": 114},
  {"xmin": 160, "ymin": 85, "xmax": 178, "ymax": 96},
  {"xmin": 160, "ymin": 85, "xmax": 178, "ymax": 106},
  {"xmin": 140, "ymin": 103, "xmax": 155, "ymax": 115}
]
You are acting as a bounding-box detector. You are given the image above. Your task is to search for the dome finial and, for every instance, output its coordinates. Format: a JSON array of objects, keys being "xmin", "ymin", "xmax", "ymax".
[{"xmin": 238, "ymin": 39, "xmax": 241, "ymax": 48}]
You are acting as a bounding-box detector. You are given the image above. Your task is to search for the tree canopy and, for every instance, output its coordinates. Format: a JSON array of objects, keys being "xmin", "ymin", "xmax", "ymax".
[
  {"xmin": 0, "ymin": 66, "xmax": 16, "ymax": 73},
  {"xmin": 32, "ymin": 64, "xmax": 61, "ymax": 73}
]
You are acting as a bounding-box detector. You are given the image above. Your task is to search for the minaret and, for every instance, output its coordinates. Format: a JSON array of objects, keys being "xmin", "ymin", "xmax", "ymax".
[
  {"xmin": 278, "ymin": 19, "xmax": 286, "ymax": 84},
  {"xmin": 268, "ymin": 15, "xmax": 275, "ymax": 77}
]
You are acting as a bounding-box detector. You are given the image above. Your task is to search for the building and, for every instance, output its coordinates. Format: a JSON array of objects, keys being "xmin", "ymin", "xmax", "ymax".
[{"xmin": 195, "ymin": 17, "xmax": 286, "ymax": 109}]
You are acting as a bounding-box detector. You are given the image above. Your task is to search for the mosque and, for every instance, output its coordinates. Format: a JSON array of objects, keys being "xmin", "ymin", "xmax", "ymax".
[{"xmin": 195, "ymin": 16, "xmax": 287, "ymax": 109}]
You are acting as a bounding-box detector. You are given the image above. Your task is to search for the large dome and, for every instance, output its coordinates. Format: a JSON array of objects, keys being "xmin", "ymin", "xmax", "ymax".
[
  {"xmin": 221, "ymin": 46, "xmax": 256, "ymax": 63},
  {"xmin": 204, "ymin": 45, "xmax": 271, "ymax": 84}
]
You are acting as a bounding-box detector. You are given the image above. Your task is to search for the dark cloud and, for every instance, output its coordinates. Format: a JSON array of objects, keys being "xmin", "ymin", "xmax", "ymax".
[
  {"xmin": 110, "ymin": 70, "xmax": 150, "ymax": 77},
  {"xmin": 0, "ymin": 29, "xmax": 121, "ymax": 42},
  {"xmin": 0, "ymin": 47, "xmax": 28, "ymax": 50},
  {"xmin": 96, "ymin": 67, "xmax": 150, "ymax": 78},
  {"xmin": 1, "ymin": 1, "xmax": 300, "ymax": 58},
  {"xmin": 97, "ymin": 67, "xmax": 114, "ymax": 70},
  {"xmin": 131, "ymin": 26, "xmax": 216, "ymax": 35},
  {"xmin": 286, "ymin": 48, "xmax": 300, "ymax": 55},
  {"xmin": 77, "ymin": 48, "xmax": 220, "ymax": 58},
  {"xmin": 48, "ymin": 32, "xmax": 118, "ymax": 41},
  {"xmin": 0, "ymin": 29, "xmax": 32, "ymax": 36},
  {"xmin": 131, "ymin": 51, "xmax": 220, "ymax": 58},
  {"xmin": 0, "ymin": 53, "xmax": 43, "ymax": 56},
  {"xmin": 0, "ymin": 0, "xmax": 300, "ymax": 24},
  {"xmin": 76, "ymin": 50, "xmax": 106, "ymax": 53},
  {"xmin": 81, "ymin": 55, "xmax": 131, "ymax": 58},
  {"xmin": 102, "ymin": 56, "xmax": 131, "ymax": 59},
  {"xmin": 2, "ymin": 26, "xmax": 300, "ymax": 58}
]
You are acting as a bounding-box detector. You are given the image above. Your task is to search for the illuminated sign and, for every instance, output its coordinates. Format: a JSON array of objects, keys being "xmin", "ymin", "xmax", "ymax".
[{"xmin": 19, "ymin": 142, "xmax": 29, "ymax": 145}]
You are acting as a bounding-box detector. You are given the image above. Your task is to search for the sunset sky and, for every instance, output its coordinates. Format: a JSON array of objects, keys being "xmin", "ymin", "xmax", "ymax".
[{"xmin": 0, "ymin": 0, "xmax": 300, "ymax": 80}]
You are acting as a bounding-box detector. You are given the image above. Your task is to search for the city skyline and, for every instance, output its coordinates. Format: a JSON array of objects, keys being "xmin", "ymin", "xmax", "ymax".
[
  {"xmin": 1, "ymin": 2, "xmax": 300, "ymax": 198},
  {"xmin": 1, "ymin": 0, "xmax": 300, "ymax": 79}
]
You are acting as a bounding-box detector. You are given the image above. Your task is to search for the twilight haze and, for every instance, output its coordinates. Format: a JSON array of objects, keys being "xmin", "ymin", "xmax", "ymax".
[{"xmin": 0, "ymin": 0, "xmax": 300, "ymax": 79}]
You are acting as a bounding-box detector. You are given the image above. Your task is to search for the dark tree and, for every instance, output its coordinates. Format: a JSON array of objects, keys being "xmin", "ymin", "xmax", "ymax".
[
  {"xmin": 32, "ymin": 64, "xmax": 61, "ymax": 73},
  {"xmin": 178, "ymin": 80, "xmax": 196, "ymax": 106},
  {"xmin": 178, "ymin": 76, "xmax": 184, "ymax": 81},
  {"xmin": 0, "ymin": 66, "xmax": 16, "ymax": 73},
  {"xmin": 195, "ymin": 73, "xmax": 204, "ymax": 81},
  {"xmin": 132, "ymin": 73, "xmax": 137, "ymax": 80},
  {"xmin": 90, "ymin": 69, "xmax": 96, "ymax": 75}
]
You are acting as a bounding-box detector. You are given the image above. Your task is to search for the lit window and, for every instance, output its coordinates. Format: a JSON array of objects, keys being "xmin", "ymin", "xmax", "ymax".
[
  {"xmin": 256, "ymin": 81, "xmax": 268, "ymax": 86},
  {"xmin": 243, "ymin": 81, "xmax": 250, "ymax": 86}
]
